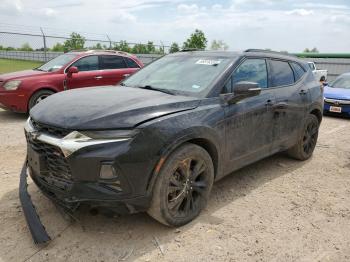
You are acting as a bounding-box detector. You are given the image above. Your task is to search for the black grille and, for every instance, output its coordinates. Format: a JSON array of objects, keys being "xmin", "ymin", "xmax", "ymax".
[
  {"xmin": 31, "ymin": 119, "xmax": 71, "ymax": 138},
  {"xmin": 26, "ymin": 134, "xmax": 73, "ymax": 182}
]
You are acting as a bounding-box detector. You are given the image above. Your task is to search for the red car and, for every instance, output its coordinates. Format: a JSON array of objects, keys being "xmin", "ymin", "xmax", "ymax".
[{"xmin": 0, "ymin": 50, "xmax": 143, "ymax": 113}]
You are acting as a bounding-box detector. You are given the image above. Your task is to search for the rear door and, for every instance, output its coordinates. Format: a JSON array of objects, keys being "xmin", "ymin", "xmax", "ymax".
[
  {"xmin": 66, "ymin": 55, "xmax": 100, "ymax": 89},
  {"xmin": 267, "ymin": 59, "xmax": 307, "ymax": 149},
  {"xmin": 98, "ymin": 55, "xmax": 140, "ymax": 85},
  {"xmin": 223, "ymin": 58, "xmax": 276, "ymax": 173}
]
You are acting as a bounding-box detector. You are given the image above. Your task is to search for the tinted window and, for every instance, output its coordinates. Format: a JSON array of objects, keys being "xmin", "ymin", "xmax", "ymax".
[
  {"xmin": 72, "ymin": 56, "xmax": 99, "ymax": 71},
  {"xmin": 232, "ymin": 59, "xmax": 268, "ymax": 88},
  {"xmin": 100, "ymin": 55, "xmax": 127, "ymax": 69},
  {"xmin": 269, "ymin": 60, "xmax": 294, "ymax": 87},
  {"xmin": 125, "ymin": 57, "xmax": 140, "ymax": 68},
  {"xmin": 290, "ymin": 62, "xmax": 305, "ymax": 81}
]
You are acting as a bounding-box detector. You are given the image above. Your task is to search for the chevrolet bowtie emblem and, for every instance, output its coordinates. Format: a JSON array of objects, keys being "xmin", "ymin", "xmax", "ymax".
[{"xmin": 29, "ymin": 131, "xmax": 40, "ymax": 140}]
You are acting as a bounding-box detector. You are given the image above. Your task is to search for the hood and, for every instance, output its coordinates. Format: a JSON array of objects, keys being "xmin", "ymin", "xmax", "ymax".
[
  {"xmin": 324, "ymin": 86, "xmax": 350, "ymax": 100},
  {"xmin": 30, "ymin": 86, "xmax": 200, "ymax": 130},
  {"xmin": 0, "ymin": 70, "xmax": 48, "ymax": 81}
]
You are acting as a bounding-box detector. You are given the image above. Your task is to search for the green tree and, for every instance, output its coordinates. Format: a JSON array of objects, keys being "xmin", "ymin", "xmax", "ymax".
[
  {"xmin": 210, "ymin": 40, "xmax": 229, "ymax": 51},
  {"xmin": 52, "ymin": 43, "xmax": 65, "ymax": 52},
  {"xmin": 311, "ymin": 47, "xmax": 319, "ymax": 53},
  {"xmin": 169, "ymin": 42, "xmax": 180, "ymax": 53},
  {"xmin": 113, "ymin": 41, "xmax": 131, "ymax": 52},
  {"xmin": 303, "ymin": 48, "xmax": 310, "ymax": 53},
  {"xmin": 18, "ymin": 42, "xmax": 33, "ymax": 51},
  {"xmin": 132, "ymin": 43, "xmax": 147, "ymax": 54},
  {"xmin": 63, "ymin": 32, "xmax": 85, "ymax": 51},
  {"xmin": 92, "ymin": 43, "xmax": 103, "ymax": 50},
  {"xmin": 146, "ymin": 41, "xmax": 156, "ymax": 54},
  {"xmin": 182, "ymin": 29, "xmax": 207, "ymax": 50}
]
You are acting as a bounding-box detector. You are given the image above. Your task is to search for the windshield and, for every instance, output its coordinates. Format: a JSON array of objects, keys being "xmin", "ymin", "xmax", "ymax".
[
  {"xmin": 123, "ymin": 55, "xmax": 232, "ymax": 97},
  {"xmin": 330, "ymin": 75, "xmax": 350, "ymax": 89},
  {"xmin": 36, "ymin": 54, "xmax": 76, "ymax": 72}
]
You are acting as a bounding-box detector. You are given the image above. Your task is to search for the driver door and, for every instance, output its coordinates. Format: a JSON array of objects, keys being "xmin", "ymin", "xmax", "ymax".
[
  {"xmin": 223, "ymin": 58, "xmax": 276, "ymax": 174},
  {"xmin": 65, "ymin": 55, "xmax": 101, "ymax": 89}
]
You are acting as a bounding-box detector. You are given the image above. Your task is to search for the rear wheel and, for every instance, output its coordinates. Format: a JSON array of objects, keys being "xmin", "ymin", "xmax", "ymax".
[
  {"xmin": 287, "ymin": 114, "xmax": 319, "ymax": 160},
  {"xmin": 28, "ymin": 90, "xmax": 54, "ymax": 111},
  {"xmin": 148, "ymin": 143, "xmax": 214, "ymax": 226}
]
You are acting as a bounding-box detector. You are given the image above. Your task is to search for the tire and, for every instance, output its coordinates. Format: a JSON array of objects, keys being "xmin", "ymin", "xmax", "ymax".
[
  {"xmin": 287, "ymin": 114, "xmax": 319, "ymax": 160},
  {"xmin": 28, "ymin": 89, "xmax": 54, "ymax": 111},
  {"xmin": 148, "ymin": 143, "xmax": 214, "ymax": 226}
]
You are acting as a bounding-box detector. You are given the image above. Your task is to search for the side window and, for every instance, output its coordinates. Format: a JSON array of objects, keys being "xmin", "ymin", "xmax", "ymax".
[
  {"xmin": 269, "ymin": 60, "xmax": 294, "ymax": 87},
  {"xmin": 232, "ymin": 59, "xmax": 268, "ymax": 89},
  {"xmin": 100, "ymin": 55, "xmax": 127, "ymax": 70},
  {"xmin": 71, "ymin": 56, "xmax": 99, "ymax": 71},
  {"xmin": 222, "ymin": 77, "xmax": 232, "ymax": 93},
  {"xmin": 125, "ymin": 57, "xmax": 140, "ymax": 68},
  {"xmin": 290, "ymin": 62, "xmax": 306, "ymax": 81}
]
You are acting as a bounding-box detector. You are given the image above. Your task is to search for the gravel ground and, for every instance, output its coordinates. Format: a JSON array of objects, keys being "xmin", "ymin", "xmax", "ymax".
[{"xmin": 0, "ymin": 109, "xmax": 349, "ymax": 262}]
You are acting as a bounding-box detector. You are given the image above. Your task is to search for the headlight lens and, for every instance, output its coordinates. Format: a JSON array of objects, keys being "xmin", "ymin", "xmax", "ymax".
[
  {"xmin": 3, "ymin": 80, "xmax": 21, "ymax": 90},
  {"xmin": 65, "ymin": 130, "xmax": 138, "ymax": 140}
]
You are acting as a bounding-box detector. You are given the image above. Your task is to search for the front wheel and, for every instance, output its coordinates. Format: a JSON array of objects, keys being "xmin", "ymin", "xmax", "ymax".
[
  {"xmin": 287, "ymin": 114, "xmax": 319, "ymax": 160},
  {"xmin": 148, "ymin": 143, "xmax": 214, "ymax": 226},
  {"xmin": 28, "ymin": 90, "xmax": 54, "ymax": 111}
]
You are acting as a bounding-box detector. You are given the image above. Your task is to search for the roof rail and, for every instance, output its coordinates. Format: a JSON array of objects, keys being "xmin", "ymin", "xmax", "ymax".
[
  {"xmin": 244, "ymin": 49, "xmax": 293, "ymax": 56},
  {"xmin": 180, "ymin": 48, "xmax": 204, "ymax": 52},
  {"xmin": 68, "ymin": 49, "xmax": 134, "ymax": 56}
]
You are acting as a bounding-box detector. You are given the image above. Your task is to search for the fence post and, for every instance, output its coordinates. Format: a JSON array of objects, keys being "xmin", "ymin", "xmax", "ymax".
[
  {"xmin": 40, "ymin": 27, "xmax": 47, "ymax": 62},
  {"xmin": 106, "ymin": 35, "xmax": 112, "ymax": 50}
]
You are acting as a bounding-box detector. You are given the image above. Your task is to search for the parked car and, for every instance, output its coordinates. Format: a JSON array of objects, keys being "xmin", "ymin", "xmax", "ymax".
[
  {"xmin": 21, "ymin": 49, "xmax": 323, "ymax": 244},
  {"xmin": 307, "ymin": 61, "xmax": 327, "ymax": 82},
  {"xmin": 323, "ymin": 73, "xmax": 350, "ymax": 117},
  {"xmin": 0, "ymin": 50, "xmax": 143, "ymax": 113}
]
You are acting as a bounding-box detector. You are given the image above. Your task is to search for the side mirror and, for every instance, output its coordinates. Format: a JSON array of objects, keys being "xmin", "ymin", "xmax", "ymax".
[
  {"xmin": 67, "ymin": 66, "xmax": 79, "ymax": 77},
  {"xmin": 221, "ymin": 81, "xmax": 261, "ymax": 105}
]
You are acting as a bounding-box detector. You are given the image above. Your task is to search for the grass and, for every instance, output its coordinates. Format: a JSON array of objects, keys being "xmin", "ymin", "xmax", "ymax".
[{"xmin": 0, "ymin": 58, "xmax": 43, "ymax": 74}]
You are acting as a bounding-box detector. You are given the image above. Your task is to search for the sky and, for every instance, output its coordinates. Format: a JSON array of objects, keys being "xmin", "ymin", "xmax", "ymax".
[{"xmin": 1, "ymin": 0, "xmax": 350, "ymax": 52}]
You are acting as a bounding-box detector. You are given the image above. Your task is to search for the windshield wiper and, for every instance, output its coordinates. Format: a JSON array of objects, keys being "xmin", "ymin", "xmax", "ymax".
[{"xmin": 137, "ymin": 85, "xmax": 175, "ymax": 95}]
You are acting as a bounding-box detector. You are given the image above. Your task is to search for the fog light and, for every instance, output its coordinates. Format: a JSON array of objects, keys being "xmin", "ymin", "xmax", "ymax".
[{"xmin": 99, "ymin": 164, "xmax": 117, "ymax": 180}]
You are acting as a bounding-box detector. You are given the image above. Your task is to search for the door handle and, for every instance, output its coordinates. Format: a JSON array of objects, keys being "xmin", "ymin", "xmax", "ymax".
[
  {"xmin": 123, "ymin": 74, "xmax": 130, "ymax": 78},
  {"xmin": 273, "ymin": 102, "xmax": 288, "ymax": 110},
  {"xmin": 299, "ymin": 89, "xmax": 308, "ymax": 95},
  {"xmin": 94, "ymin": 76, "xmax": 103, "ymax": 79}
]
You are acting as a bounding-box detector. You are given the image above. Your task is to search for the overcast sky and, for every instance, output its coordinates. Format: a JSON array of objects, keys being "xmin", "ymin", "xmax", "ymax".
[{"xmin": 1, "ymin": 0, "xmax": 350, "ymax": 52}]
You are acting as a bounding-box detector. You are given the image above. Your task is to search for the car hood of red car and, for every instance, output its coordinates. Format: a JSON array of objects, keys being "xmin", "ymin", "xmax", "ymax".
[
  {"xmin": 30, "ymin": 86, "xmax": 201, "ymax": 130},
  {"xmin": 0, "ymin": 70, "xmax": 48, "ymax": 81}
]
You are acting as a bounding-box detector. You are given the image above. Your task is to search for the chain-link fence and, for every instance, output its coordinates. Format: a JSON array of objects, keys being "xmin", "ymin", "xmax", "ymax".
[{"xmin": 0, "ymin": 23, "xmax": 170, "ymax": 62}]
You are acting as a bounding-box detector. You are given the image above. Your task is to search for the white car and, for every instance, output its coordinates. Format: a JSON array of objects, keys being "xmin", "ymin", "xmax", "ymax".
[{"xmin": 308, "ymin": 62, "xmax": 327, "ymax": 82}]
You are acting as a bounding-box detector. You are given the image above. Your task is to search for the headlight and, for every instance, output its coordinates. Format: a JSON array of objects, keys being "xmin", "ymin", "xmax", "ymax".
[
  {"xmin": 79, "ymin": 130, "xmax": 139, "ymax": 139},
  {"xmin": 3, "ymin": 80, "xmax": 22, "ymax": 90}
]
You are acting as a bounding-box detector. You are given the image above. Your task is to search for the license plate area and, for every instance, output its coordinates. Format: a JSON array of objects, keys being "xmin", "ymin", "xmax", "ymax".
[
  {"xmin": 329, "ymin": 106, "xmax": 342, "ymax": 113},
  {"xmin": 27, "ymin": 146, "xmax": 47, "ymax": 175}
]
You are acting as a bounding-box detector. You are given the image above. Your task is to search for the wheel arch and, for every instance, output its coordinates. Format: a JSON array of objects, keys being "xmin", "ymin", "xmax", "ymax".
[
  {"xmin": 309, "ymin": 107, "xmax": 322, "ymax": 124},
  {"xmin": 146, "ymin": 129, "xmax": 222, "ymax": 194},
  {"xmin": 27, "ymin": 87, "xmax": 57, "ymax": 111}
]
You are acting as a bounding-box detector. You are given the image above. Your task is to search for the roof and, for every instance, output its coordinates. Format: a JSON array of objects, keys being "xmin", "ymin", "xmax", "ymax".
[
  {"xmin": 295, "ymin": 53, "xmax": 350, "ymax": 59},
  {"xmin": 68, "ymin": 50, "xmax": 137, "ymax": 58}
]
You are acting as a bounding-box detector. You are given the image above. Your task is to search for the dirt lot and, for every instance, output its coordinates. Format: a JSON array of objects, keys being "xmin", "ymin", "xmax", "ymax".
[{"xmin": 0, "ymin": 109, "xmax": 349, "ymax": 262}]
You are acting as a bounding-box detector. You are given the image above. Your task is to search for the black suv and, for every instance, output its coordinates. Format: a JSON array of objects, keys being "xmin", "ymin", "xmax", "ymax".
[{"xmin": 21, "ymin": 50, "xmax": 323, "ymax": 243}]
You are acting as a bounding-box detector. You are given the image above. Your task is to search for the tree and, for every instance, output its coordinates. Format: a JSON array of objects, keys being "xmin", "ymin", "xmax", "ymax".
[
  {"xmin": 182, "ymin": 29, "xmax": 207, "ymax": 50},
  {"xmin": 19, "ymin": 43, "xmax": 33, "ymax": 51},
  {"xmin": 169, "ymin": 42, "xmax": 180, "ymax": 53},
  {"xmin": 132, "ymin": 43, "xmax": 147, "ymax": 54},
  {"xmin": 92, "ymin": 43, "xmax": 103, "ymax": 50},
  {"xmin": 51, "ymin": 43, "xmax": 65, "ymax": 52},
  {"xmin": 113, "ymin": 41, "xmax": 131, "ymax": 52},
  {"xmin": 63, "ymin": 32, "xmax": 85, "ymax": 51},
  {"xmin": 146, "ymin": 41, "xmax": 156, "ymax": 54},
  {"xmin": 210, "ymin": 40, "xmax": 229, "ymax": 51},
  {"xmin": 303, "ymin": 47, "xmax": 319, "ymax": 53}
]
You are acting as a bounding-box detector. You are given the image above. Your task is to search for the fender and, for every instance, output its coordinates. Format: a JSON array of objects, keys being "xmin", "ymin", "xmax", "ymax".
[{"xmin": 146, "ymin": 126, "xmax": 223, "ymax": 194}]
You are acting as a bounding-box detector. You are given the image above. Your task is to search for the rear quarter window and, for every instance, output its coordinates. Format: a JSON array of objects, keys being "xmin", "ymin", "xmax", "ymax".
[
  {"xmin": 100, "ymin": 55, "xmax": 127, "ymax": 69},
  {"xmin": 124, "ymin": 57, "xmax": 140, "ymax": 68},
  {"xmin": 290, "ymin": 62, "xmax": 306, "ymax": 81},
  {"xmin": 269, "ymin": 60, "xmax": 294, "ymax": 87}
]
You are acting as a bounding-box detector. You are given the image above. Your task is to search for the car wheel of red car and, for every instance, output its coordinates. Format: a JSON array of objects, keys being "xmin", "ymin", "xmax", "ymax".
[{"xmin": 28, "ymin": 90, "xmax": 54, "ymax": 111}]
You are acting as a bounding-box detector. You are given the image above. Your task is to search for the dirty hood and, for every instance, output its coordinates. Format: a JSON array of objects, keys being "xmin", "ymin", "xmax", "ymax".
[{"xmin": 30, "ymin": 86, "xmax": 200, "ymax": 130}]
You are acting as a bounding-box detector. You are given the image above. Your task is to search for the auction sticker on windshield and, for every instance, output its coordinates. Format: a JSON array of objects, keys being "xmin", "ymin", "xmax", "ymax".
[{"xmin": 196, "ymin": 59, "xmax": 221, "ymax": 66}]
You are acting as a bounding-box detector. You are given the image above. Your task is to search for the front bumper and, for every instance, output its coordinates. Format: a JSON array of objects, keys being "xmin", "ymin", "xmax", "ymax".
[
  {"xmin": 324, "ymin": 99, "xmax": 350, "ymax": 117},
  {"xmin": 0, "ymin": 91, "xmax": 28, "ymax": 112},
  {"xmin": 19, "ymin": 160, "xmax": 51, "ymax": 244}
]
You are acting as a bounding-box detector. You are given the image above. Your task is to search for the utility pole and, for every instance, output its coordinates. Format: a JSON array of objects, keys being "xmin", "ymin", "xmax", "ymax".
[{"xmin": 40, "ymin": 27, "xmax": 47, "ymax": 61}]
